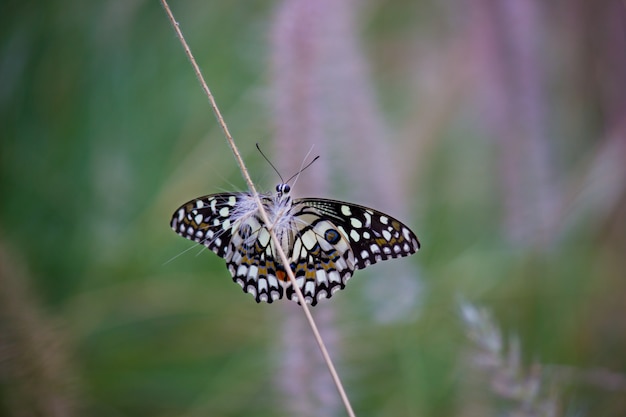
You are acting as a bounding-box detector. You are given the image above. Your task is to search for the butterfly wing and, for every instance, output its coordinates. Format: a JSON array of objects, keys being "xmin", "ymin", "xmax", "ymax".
[
  {"xmin": 223, "ymin": 216, "xmax": 287, "ymax": 304},
  {"xmin": 295, "ymin": 198, "xmax": 421, "ymax": 270},
  {"xmin": 284, "ymin": 205, "xmax": 358, "ymax": 305},
  {"xmin": 171, "ymin": 193, "xmax": 289, "ymax": 303},
  {"xmin": 170, "ymin": 193, "xmax": 240, "ymax": 257}
]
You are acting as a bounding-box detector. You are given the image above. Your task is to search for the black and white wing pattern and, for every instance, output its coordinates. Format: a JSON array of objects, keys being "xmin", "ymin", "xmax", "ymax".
[
  {"xmin": 170, "ymin": 185, "xmax": 420, "ymax": 306},
  {"xmin": 294, "ymin": 199, "xmax": 421, "ymax": 270}
]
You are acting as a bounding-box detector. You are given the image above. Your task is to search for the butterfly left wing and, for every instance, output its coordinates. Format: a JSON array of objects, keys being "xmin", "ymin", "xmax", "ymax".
[
  {"xmin": 285, "ymin": 206, "xmax": 359, "ymax": 305},
  {"xmin": 295, "ymin": 198, "xmax": 420, "ymax": 270}
]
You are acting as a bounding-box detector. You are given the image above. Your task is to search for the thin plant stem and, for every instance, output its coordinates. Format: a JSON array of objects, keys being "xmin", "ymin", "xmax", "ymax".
[{"xmin": 159, "ymin": 2, "xmax": 356, "ymax": 416}]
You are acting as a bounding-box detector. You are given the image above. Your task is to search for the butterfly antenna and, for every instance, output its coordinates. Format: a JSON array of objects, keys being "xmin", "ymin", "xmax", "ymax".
[
  {"xmin": 256, "ymin": 143, "xmax": 285, "ymax": 183},
  {"xmin": 286, "ymin": 148, "xmax": 320, "ymax": 186}
]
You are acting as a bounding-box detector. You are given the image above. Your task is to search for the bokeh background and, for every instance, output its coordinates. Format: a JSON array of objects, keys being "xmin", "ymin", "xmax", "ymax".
[{"xmin": 2, "ymin": 1, "xmax": 626, "ymax": 416}]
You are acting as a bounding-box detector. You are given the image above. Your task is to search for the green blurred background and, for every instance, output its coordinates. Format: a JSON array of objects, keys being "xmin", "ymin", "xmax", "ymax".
[{"xmin": 1, "ymin": 1, "xmax": 625, "ymax": 416}]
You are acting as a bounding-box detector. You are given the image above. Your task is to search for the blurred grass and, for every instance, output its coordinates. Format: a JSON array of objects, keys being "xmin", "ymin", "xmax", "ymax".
[{"xmin": 2, "ymin": 1, "xmax": 626, "ymax": 416}]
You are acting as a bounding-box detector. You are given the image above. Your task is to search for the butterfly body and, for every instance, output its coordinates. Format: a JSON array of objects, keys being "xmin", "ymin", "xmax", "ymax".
[{"xmin": 171, "ymin": 184, "xmax": 420, "ymax": 305}]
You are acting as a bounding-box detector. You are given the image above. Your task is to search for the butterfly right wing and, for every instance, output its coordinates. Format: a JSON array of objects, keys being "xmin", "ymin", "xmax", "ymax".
[
  {"xmin": 171, "ymin": 193, "xmax": 241, "ymax": 257},
  {"xmin": 223, "ymin": 213, "xmax": 288, "ymax": 303},
  {"xmin": 170, "ymin": 193, "xmax": 288, "ymax": 303}
]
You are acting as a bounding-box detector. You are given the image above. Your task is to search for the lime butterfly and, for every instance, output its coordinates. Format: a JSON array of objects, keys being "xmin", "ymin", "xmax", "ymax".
[{"xmin": 171, "ymin": 182, "xmax": 420, "ymax": 305}]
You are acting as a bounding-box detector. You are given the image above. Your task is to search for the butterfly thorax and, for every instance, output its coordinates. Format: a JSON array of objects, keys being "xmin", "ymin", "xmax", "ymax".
[{"xmin": 265, "ymin": 183, "xmax": 297, "ymax": 255}]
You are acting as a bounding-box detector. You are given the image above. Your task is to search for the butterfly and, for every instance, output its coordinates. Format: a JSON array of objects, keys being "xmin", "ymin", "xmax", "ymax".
[{"xmin": 171, "ymin": 182, "xmax": 420, "ymax": 306}]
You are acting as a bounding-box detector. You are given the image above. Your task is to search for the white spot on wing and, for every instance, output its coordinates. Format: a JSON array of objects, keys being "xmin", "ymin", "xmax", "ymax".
[
  {"xmin": 301, "ymin": 232, "xmax": 317, "ymax": 250},
  {"xmin": 363, "ymin": 211, "xmax": 372, "ymax": 227},
  {"xmin": 268, "ymin": 274, "xmax": 278, "ymax": 289},
  {"xmin": 328, "ymin": 270, "xmax": 341, "ymax": 283},
  {"xmin": 258, "ymin": 229, "xmax": 270, "ymax": 247},
  {"xmin": 231, "ymin": 251, "xmax": 242, "ymax": 264},
  {"xmin": 237, "ymin": 264, "xmax": 248, "ymax": 277},
  {"xmin": 305, "ymin": 280, "xmax": 316, "ymax": 296},
  {"xmin": 292, "ymin": 239, "xmax": 303, "ymax": 257},
  {"xmin": 249, "ymin": 265, "xmax": 258, "ymax": 278},
  {"xmin": 246, "ymin": 285, "xmax": 257, "ymax": 298}
]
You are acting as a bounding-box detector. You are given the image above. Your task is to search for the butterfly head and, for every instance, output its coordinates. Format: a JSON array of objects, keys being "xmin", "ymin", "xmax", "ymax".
[
  {"xmin": 275, "ymin": 183, "xmax": 291, "ymax": 198},
  {"xmin": 272, "ymin": 183, "xmax": 293, "ymax": 216}
]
